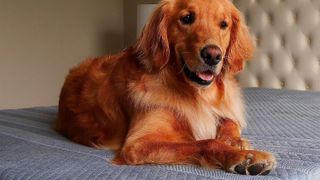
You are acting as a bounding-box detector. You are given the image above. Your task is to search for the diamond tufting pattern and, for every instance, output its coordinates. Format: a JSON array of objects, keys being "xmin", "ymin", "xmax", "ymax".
[{"xmin": 233, "ymin": 0, "xmax": 320, "ymax": 91}]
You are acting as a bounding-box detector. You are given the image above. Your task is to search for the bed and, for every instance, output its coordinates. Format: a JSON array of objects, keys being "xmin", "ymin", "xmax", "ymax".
[
  {"xmin": 1, "ymin": 88, "xmax": 320, "ymax": 180},
  {"xmin": 1, "ymin": 0, "xmax": 319, "ymax": 179}
]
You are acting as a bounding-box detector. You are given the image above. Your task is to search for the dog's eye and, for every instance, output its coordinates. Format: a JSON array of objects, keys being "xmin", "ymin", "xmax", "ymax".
[
  {"xmin": 180, "ymin": 13, "xmax": 195, "ymax": 25},
  {"xmin": 220, "ymin": 20, "xmax": 228, "ymax": 29}
]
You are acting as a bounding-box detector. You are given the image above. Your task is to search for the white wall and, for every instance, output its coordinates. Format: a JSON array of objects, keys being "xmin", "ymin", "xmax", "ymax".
[
  {"xmin": 124, "ymin": 0, "xmax": 159, "ymax": 46},
  {"xmin": 0, "ymin": 0, "xmax": 124, "ymax": 109}
]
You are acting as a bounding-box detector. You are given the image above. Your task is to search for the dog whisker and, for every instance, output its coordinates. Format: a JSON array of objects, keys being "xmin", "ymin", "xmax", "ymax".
[
  {"xmin": 181, "ymin": 52, "xmax": 193, "ymax": 55},
  {"xmin": 178, "ymin": 63, "xmax": 187, "ymax": 74}
]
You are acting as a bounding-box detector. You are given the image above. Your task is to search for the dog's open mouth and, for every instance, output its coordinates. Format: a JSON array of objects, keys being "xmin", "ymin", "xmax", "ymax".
[
  {"xmin": 183, "ymin": 65, "xmax": 215, "ymax": 86},
  {"xmin": 196, "ymin": 71, "xmax": 214, "ymax": 81}
]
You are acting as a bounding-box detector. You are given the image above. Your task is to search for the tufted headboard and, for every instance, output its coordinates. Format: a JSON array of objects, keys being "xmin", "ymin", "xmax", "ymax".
[
  {"xmin": 136, "ymin": 0, "xmax": 320, "ymax": 91},
  {"xmin": 234, "ymin": 0, "xmax": 320, "ymax": 91}
]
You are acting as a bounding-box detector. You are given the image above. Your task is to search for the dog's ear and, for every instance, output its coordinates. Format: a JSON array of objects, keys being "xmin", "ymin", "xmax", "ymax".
[
  {"xmin": 136, "ymin": 2, "xmax": 170, "ymax": 71},
  {"xmin": 226, "ymin": 8, "xmax": 254, "ymax": 74}
]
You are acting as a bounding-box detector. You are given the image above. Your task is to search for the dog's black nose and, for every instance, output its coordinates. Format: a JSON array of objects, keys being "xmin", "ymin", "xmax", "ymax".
[{"xmin": 200, "ymin": 45, "xmax": 222, "ymax": 66}]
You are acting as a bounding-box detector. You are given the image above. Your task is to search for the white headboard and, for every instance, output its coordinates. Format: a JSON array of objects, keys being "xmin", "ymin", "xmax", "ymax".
[
  {"xmin": 137, "ymin": 1, "xmax": 320, "ymax": 91},
  {"xmin": 234, "ymin": 0, "xmax": 320, "ymax": 91}
]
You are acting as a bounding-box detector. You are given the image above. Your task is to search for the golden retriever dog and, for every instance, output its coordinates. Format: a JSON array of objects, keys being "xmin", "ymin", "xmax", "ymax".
[{"xmin": 55, "ymin": 0, "xmax": 276, "ymax": 175}]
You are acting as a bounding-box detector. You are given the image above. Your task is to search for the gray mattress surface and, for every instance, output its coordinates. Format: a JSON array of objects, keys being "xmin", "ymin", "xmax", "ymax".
[{"xmin": 0, "ymin": 88, "xmax": 320, "ymax": 180}]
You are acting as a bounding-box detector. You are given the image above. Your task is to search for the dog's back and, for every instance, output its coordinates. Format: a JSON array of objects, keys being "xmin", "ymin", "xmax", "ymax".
[{"xmin": 55, "ymin": 53, "xmax": 133, "ymax": 150}]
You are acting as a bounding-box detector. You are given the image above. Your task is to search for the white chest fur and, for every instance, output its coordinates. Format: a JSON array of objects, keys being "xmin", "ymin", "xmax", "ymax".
[
  {"xmin": 182, "ymin": 85, "xmax": 246, "ymax": 140},
  {"xmin": 182, "ymin": 100, "xmax": 220, "ymax": 140}
]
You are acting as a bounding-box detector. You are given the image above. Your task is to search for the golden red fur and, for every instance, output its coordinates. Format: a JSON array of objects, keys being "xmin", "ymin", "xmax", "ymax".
[{"xmin": 55, "ymin": 0, "xmax": 276, "ymax": 175}]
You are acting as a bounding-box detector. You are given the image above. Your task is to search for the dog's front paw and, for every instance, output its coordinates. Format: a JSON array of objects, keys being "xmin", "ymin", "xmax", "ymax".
[{"xmin": 225, "ymin": 150, "xmax": 276, "ymax": 176}]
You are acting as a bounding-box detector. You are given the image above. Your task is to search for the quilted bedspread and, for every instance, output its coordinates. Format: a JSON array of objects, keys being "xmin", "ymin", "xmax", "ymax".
[{"xmin": 0, "ymin": 88, "xmax": 320, "ymax": 180}]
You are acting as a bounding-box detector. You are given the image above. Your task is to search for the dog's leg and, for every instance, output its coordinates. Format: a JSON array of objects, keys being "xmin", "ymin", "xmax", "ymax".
[
  {"xmin": 216, "ymin": 119, "xmax": 251, "ymax": 150},
  {"xmin": 117, "ymin": 138, "xmax": 275, "ymax": 175},
  {"xmin": 114, "ymin": 111, "xmax": 276, "ymax": 175}
]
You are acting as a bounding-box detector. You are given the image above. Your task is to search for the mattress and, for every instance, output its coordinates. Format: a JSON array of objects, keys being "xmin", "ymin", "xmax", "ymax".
[{"xmin": 0, "ymin": 88, "xmax": 320, "ymax": 180}]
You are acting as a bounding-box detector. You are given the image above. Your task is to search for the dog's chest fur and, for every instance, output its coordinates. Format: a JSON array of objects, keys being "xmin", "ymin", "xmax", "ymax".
[
  {"xmin": 128, "ymin": 73, "xmax": 246, "ymax": 141},
  {"xmin": 128, "ymin": 81, "xmax": 227, "ymax": 140},
  {"xmin": 182, "ymin": 101, "xmax": 220, "ymax": 140}
]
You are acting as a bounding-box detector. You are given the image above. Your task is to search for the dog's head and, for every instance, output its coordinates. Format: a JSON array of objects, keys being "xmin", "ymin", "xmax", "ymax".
[{"xmin": 136, "ymin": 0, "xmax": 254, "ymax": 87}]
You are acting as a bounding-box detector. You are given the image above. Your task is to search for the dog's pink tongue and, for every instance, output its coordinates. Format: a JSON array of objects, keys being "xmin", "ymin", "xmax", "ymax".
[{"xmin": 197, "ymin": 71, "xmax": 214, "ymax": 81}]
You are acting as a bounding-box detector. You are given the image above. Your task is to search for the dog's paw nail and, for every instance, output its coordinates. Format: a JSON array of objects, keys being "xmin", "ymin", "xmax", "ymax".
[
  {"xmin": 234, "ymin": 164, "xmax": 247, "ymax": 175},
  {"xmin": 246, "ymin": 153, "xmax": 254, "ymax": 159},
  {"xmin": 247, "ymin": 163, "xmax": 266, "ymax": 175},
  {"xmin": 261, "ymin": 170, "xmax": 271, "ymax": 175}
]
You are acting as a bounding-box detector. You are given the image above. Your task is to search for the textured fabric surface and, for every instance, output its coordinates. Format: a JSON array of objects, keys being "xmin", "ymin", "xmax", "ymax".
[{"xmin": 0, "ymin": 88, "xmax": 320, "ymax": 180}]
